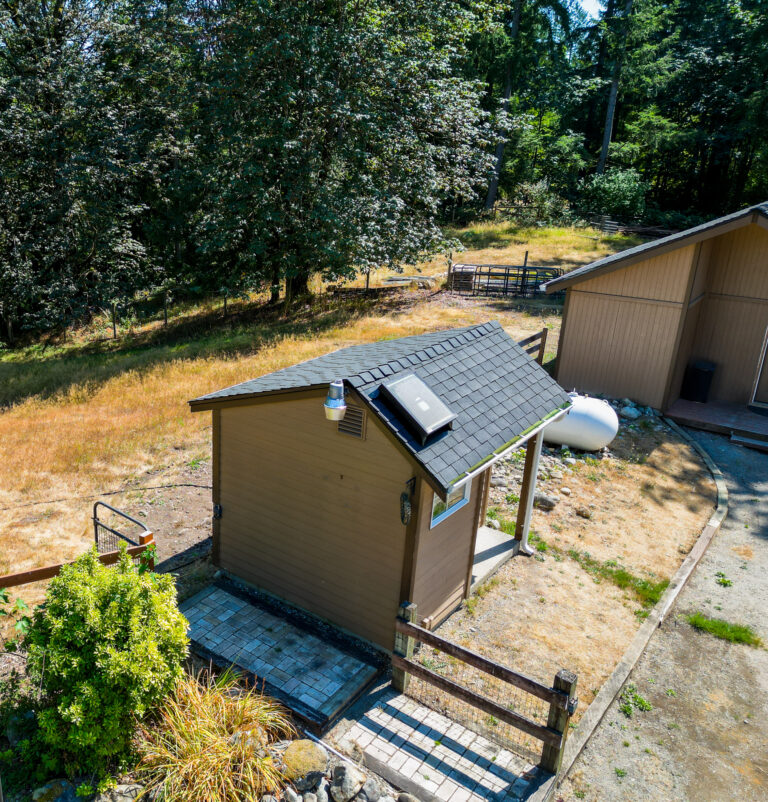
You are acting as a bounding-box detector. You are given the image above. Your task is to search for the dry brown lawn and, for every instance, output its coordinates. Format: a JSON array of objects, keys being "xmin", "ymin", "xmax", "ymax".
[{"xmin": 430, "ymin": 422, "xmax": 716, "ymax": 725}]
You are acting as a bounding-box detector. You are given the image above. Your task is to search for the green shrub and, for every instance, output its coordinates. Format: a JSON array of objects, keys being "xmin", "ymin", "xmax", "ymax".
[
  {"xmin": 24, "ymin": 546, "xmax": 189, "ymax": 776},
  {"xmin": 578, "ymin": 168, "xmax": 647, "ymax": 221}
]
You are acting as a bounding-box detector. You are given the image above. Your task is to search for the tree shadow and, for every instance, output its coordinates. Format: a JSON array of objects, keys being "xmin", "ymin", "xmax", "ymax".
[{"xmin": 0, "ymin": 290, "xmax": 426, "ymax": 409}]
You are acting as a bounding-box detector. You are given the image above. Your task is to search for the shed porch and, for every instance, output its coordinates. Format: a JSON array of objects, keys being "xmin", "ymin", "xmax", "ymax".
[{"xmin": 666, "ymin": 399, "xmax": 768, "ymax": 447}]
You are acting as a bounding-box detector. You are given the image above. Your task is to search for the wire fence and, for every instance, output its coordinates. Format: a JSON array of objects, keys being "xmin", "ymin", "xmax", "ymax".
[{"xmin": 407, "ymin": 642, "xmax": 551, "ymax": 762}]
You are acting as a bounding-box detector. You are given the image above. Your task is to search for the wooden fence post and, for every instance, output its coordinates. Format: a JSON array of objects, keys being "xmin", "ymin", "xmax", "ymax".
[
  {"xmin": 537, "ymin": 327, "xmax": 548, "ymax": 365},
  {"xmin": 392, "ymin": 601, "xmax": 417, "ymax": 693},
  {"xmin": 540, "ymin": 668, "xmax": 578, "ymax": 774},
  {"xmin": 139, "ymin": 532, "xmax": 155, "ymax": 569}
]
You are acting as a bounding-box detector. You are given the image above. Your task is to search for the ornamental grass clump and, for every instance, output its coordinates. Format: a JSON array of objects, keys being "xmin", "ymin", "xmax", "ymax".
[
  {"xmin": 135, "ymin": 668, "xmax": 295, "ymax": 802},
  {"xmin": 23, "ymin": 546, "xmax": 188, "ymax": 778}
]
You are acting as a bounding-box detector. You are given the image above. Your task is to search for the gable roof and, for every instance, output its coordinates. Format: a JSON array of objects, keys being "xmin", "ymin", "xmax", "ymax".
[
  {"xmin": 545, "ymin": 201, "xmax": 768, "ymax": 293},
  {"xmin": 190, "ymin": 321, "xmax": 571, "ymax": 495}
]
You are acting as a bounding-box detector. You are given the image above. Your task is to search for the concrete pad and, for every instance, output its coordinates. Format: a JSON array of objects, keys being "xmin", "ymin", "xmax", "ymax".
[{"xmin": 471, "ymin": 526, "xmax": 517, "ymax": 590}]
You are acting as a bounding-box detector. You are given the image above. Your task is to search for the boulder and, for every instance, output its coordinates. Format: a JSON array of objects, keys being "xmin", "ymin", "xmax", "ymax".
[
  {"xmin": 31, "ymin": 780, "xmax": 76, "ymax": 802},
  {"xmin": 283, "ymin": 740, "xmax": 328, "ymax": 791},
  {"xmin": 304, "ymin": 795, "xmax": 318, "ymax": 802},
  {"xmin": 575, "ymin": 506, "xmax": 592, "ymax": 519},
  {"xmin": 261, "ymin": 797, "xmax": 279, "ymax": 802},
  {"xmin": 486, "ymin": 518, "xmax": 501, "ymax": 530},
  {"xmin": 315, "ymin": 779, "xmax": 330, "ymax": 802},
  {"xmin": 284, "ymin": 788, "xmax": 301, "ymax": 802},
  {"xmin": 620, "ymin": 406, "xmax": 641, "ymax": 420},
  {"xmin": 490, "ymin": 477, "xmax": 507, "ymax": 488},
  {"xmin": 560, "ymin": 487, "xmax": 571, "ymax": 496},
  {"xmin": 533, "ymin": 493, "xmax": 558, "ymax": 511},
  {"xmin": 329, "ymin": 764, "xmax": 366, "ymax": 802},
  {"xmin": 563, "ymin": 457, "xmax": 577, "ymax": 466}
]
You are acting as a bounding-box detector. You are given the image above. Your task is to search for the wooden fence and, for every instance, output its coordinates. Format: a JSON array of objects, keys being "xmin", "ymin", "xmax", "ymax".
[
  {"xmin": 0, "ymin": 533, "xmax": 154, "ymax": 590},
  {"xmin": 518, "ymin": 328, "xmax": 549, "ymax": 365},
  {"xmin": 392, "ymin": 602, "xmax": 577, "ymax": 774}
]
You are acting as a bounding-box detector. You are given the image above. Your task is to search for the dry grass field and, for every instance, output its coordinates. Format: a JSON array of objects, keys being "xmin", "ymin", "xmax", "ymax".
[{"xmin": 0, "ymin": 224, "xmax": 639, "ymax": 611}]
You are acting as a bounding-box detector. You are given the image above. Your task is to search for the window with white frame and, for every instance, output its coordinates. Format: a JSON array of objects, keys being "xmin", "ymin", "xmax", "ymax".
[{"xmin": 430, "ymin": 482, "xmax": 471, "ymax": 528}]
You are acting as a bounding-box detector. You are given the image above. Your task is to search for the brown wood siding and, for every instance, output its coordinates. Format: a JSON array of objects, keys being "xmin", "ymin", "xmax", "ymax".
[
  {"xmin": 706, "ymin": 226, "xmax": 768, "ymax": 300},
  {"xmin": 411, "ymin": 475, "xmax": 483, "ymax": 629},
  {"xmin": 576, "ymin": 245, "xmax": 695, "ymax": 303},
  {"xmin": 689, "ymin": 239, "xmax": 712, "ymax": 302},
  {"xmin": 690, "ymin": 295, "xmax": 768, "ymax": 403},
  {"xmin": 556, "ymin": 291, "xmax": 684, "ymax": 408},
  {"xmin": 217, "ymin": 393, "xmax": 415, "ymax": 649},
  {"xmin": 667, "ymin": 297, "xmax": 703, "ymax": 405}
]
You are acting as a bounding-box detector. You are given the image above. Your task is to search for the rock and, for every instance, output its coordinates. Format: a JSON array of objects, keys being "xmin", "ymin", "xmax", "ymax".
[
  {"xmin": 575, "ymin": 506, "xmax": 592, "ymax": 519},
  {"xmin": 563, "ymin": 457, "xmax": 577, "ymax": 466},
  {"xmin": 486, "ymin": 518, "xmax": 501, "ymax": 530},
  {"xmin": 397, "ymin": 795, "xmax": 420, "ymax": 802},
  {"xmin": 490, "ymin": 477, "xmax": 507, "ymax": 487},
  {"xmin": 304, "ymin": 794, "xmax": 318, "ymax": 802},
  {"xmin": 560, "ymin": 487, "xmax": 571, "ymax": 496},
  {"xmin": 621, "ymin": 398, "xmax": 635, "ymax": 407},
  {"xmin": 549, "ymin": 470, "xmax": 563, "ymax": 480},
  {"xmin": 620, "ymin": 406, "xmax": 641, "ymax": 420},
  {"xmin": 533, "ymin": 493, "xmax": 558, "ymax": 511},
  {"xmin": 357, "ymin": 778, "xmax": 382, "ymax": 802},
  {"xmin": 93, "ymin": 785, "xmax": 144, "ymax": 802},
  {"xmin": 31, "ymin": 780, "xmax": 76, "ymax": 802},
  {"xmin": 330, "ymin": 764, "xmax": 366, "ymax": 802},
  {"xmin": 379, "ymin": 798, "xmax": 396, "ymax": 802},
  {"xmin": 315, "ymin": 779, "xmax": 329, "ymax": 802},
  {"xmin": 261, "ymin": 797, "xmax": 279, "ymax": 802},
  {"xmin": 283, "ymin": 740, "xmax": 328, "ymax": 791},
  {"xmin": 284, "ymin": 788, "xmax": 301, "ymax": 802},
  {"xmin": 3, "ymin": 709, "xmax": 35, "ymax": 746}
]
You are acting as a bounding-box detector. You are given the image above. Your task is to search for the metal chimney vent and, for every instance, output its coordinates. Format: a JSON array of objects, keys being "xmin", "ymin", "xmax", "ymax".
[{"xmin": 379, "ymin": 373, "xmax": 456, "ymax": 445}]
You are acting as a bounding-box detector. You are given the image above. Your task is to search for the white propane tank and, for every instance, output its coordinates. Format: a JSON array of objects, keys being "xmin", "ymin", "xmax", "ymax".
[{"xmin": 543, "ymin": 393, "xmax": 619, "ymax": 452}]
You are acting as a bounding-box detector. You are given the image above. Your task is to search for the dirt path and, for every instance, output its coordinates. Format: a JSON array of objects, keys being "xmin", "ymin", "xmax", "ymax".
[{"xmin": 559, "ymin": 431, "xmax": 768, "ymax": 802}]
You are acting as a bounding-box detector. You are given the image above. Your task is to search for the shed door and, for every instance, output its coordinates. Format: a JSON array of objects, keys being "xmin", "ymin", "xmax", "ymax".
[{"xmin": 751, "ymin": 324, "xmax": 768, "ymax": 407}]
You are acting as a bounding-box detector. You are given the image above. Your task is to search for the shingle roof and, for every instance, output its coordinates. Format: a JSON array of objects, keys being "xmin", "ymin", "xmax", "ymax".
[
  {"xmin": 191, "ymin": 322, "xmax": 570, "ymax": 494},
  {"xmin": 545, "ymin": 200, "xmax": 768, "ymax": 293}
]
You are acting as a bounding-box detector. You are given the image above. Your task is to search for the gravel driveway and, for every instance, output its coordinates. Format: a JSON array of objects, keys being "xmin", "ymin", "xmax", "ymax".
[{"xmin": 558, "ymin": 430, "xmax": 768, "ymax": 802}]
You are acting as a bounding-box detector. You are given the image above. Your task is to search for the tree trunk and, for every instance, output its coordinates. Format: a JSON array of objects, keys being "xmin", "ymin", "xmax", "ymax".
[
  {"xmin": 483, "ymin": 0, "xmax": 523, "ymax": 210},
  {"xmin": 596, "ymin": 0, "xmax": 633, "ymax": 175},
  {"xmin": 285, "ymin": 273, "xmax": 311, "ymax": 303}
]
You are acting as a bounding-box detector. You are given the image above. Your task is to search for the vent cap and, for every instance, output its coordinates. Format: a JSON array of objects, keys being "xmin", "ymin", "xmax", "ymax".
[
  {"xmin": 379, "ymin": 373, "xmax": 456, "ymax": 445},
  {"xmin": 338, "ymin": 404, "xmax": 366, "ymax": 439}
]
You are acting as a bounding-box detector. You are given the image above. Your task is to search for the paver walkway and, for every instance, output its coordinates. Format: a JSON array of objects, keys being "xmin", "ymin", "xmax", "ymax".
[
  {"xmin": 181, "ymin": 585, "xmax": 380, "ymax": 728},
  {"xmin": 338, "ymin": 689, "xmax": 554, "ymax": 802},
  {"xmin": 559, "ymin": 431, "xmax": 768, "ymax": 801}
]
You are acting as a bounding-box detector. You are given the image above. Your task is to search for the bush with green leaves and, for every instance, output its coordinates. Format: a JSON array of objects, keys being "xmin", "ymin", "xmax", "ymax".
[
  {"xmin": 23, "ymin": 547, "xmax": 188, "ymax": 777},
  {"xmin": 578, "ymin": 168, "xmax": 648, "ymax": 222}
]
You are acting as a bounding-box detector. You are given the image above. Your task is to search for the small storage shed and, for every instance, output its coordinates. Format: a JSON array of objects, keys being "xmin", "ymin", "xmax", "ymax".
[
  {"xmin": 546, "ymin": 202, "xmax": 768, "ymax": 422},
  {"xmin": 190, "ymin": 321, "xmax": 570, "ymax": 650}
]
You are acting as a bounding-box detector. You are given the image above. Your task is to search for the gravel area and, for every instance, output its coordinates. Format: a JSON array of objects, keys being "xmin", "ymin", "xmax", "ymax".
[{"xmin": 558, "ymin": 430, "xmax": 768, "ymax": 802}]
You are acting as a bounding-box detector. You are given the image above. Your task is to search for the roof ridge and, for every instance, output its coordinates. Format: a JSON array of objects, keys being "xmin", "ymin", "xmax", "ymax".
[{"xmin": 347, "ymin": 321, "xmax": 500, "ymax": 385}]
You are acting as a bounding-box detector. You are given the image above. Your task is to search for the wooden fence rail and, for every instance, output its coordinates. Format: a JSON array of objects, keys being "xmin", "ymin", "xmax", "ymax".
[
  {"xmin": 392, "ymin": 603, "xmax": 577, "ymax": 774},
  {"xmin": 0, "ymin": 533, "xmax": 154, "ymax": 590}
]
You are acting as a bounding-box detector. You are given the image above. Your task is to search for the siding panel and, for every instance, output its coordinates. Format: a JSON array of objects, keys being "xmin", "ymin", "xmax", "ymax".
[{"xmin": 218, "ymin": 393, "xmax": 414, "ymax": 649}]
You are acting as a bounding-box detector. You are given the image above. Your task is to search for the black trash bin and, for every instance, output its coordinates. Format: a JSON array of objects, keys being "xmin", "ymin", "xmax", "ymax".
[{"xmin": 680, "ymin": 360, "xmax": 716, "ymax": 403}]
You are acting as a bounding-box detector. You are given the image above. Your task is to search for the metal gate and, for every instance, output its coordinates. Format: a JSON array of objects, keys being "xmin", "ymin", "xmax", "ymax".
[{"xmin": 93, "ymin": 501, "xmax": 151, "ymax": 554}]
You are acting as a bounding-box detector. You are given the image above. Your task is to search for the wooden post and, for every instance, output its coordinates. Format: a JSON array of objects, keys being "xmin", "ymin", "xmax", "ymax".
[
  {"xmin": 514, "ymin": 429, "xmax": 544, "ymax": 555},
  {"xmin": 537, "ymin": 328, "xmax": 548, "ymax": 365},
  {"xmin": 139, "ymin": 532, "xmax": 155, "ymax": 569},
  {"xmin": 540, "ymin": 669, "xmax": 578, "ymax": 774},
  {"xmin": 111, "ymin": 302, "xmax": 117, "ymax": 339},
  {"xmin": 392, "ymin": 601, "xmax": 417, "ymax": 693}
]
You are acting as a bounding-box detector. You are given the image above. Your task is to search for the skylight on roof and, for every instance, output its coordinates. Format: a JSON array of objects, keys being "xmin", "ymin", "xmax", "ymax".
[{"xmin": 380, "ymin": 373, "xmax": 456, "ymax": 445}]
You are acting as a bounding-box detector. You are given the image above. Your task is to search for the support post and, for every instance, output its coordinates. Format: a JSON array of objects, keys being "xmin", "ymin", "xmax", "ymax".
[
  {"xmin": 111, "ymin": 302, "xmax": 117, "ymax": 339},
  {"xmin": 540, "ymin": 669, "xmax": 578, "ymax": 774},
  {"xmin": 515, "ymin": 429, "xmax": 544, "ymax": 555},
  {"xmin": 392, "ymin": 601, "xmax": 417, "ymax": 693}
]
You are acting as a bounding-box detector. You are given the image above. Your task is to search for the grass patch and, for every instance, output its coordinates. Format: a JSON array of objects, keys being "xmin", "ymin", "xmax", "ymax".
[
  {"xmin": 567, "ymin": 548, "xmax": 668, "ymax": 608},
  {"xmin": 686, "ymin": 612, "xmax": 763, "ymax": 647}
]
